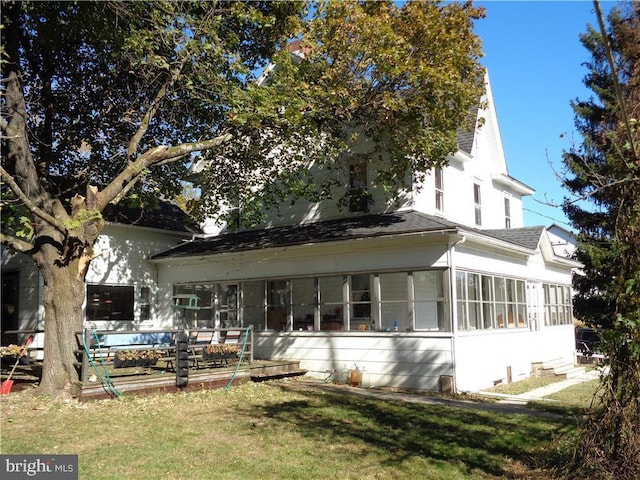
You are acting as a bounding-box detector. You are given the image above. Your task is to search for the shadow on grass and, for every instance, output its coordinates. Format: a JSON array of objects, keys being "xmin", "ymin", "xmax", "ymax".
[{"xmin": 240, "ymin": 383, "xmax": 575, "ymax": 478}]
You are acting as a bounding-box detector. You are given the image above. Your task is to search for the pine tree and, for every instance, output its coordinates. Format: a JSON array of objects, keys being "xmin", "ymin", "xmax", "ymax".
[{"xmin": 562, "ymin": 2, "xmax": 639, "ymax": 477}]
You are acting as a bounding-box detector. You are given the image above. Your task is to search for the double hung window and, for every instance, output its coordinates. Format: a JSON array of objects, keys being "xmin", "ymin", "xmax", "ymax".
[
  {"xmin": 434, "ymin": 169, "xmax": 444, "ymax": 212},
  {"xmin": 473, "ymin": 183, "xmax": 482, "ymax": 226},
  {"xmin": 349, "ymin": 162, "xmax": 370, "ymax": 213}
]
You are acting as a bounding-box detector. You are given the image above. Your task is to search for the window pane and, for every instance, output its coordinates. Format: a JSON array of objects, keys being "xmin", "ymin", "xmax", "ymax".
[
  {"xmin": 415, "ymin": 301, "xmax": 438, "ymax": 330},
  {"xmin": 516, "ymin": 281, "xmax": 526, "ymax": 303},
  {"xmin": 414, "ymin": 270, "xmax": 444, "ymax": 300},
  {"xmin": 494, "ymin": 277, "xmax": 506, "ymax": 302},
  {"xmin": 495, "ymin": 303, "xmax": 507, "ymax": 328},
  {"xmin": 217, "ymin": 284, "xmax": 238, "ymax": 328},
  {"xmin": 292, "ymin": 278, "xmax": 315, "ymax": 305},
  {"xmin": 435, "ymin": 169, "xmax": 444, "ymax": 211},
  {"xmin": 483, "ymin": 302, "xmax": 494, "ymax": 329},
  {"xmin": 379, "ymin": 272, "xmax": 406, "ymax": 301},
  {"xmin": 549, "ymin": 285, "xmax": 557, "ymax": 304},
  {"xmin": 87, "ymin": 285, "xmax": 134, "ymax": 321},
  {"xmin": 517, "ymin": 305, "xmax": 527, "ymax": 327},
  {"xmin": 292, "ymin": 278, "xmax": 315, "ymax": 330},
  {"xmin": 564, "ymin": 286, "xmax": 572, "ymax": 305},
  {"xmin": 381, "ymin": 302, "xmax": 409, "ymax": 332},
  {"xmin": 457, "ymin": 301, "xmax": 467, "ymax": 330},
  {"xmin": 267, "ymin": 280, "xmax": 289, "ymax": 331},
  {"xmin": 456, "ymin": 271, "xmax": 466, "ymax": 301},
  {"xmin": 481, "ymin": 276, "xmax": 493, "ymax": 302},
  {"xmin": 349, "ymin": 162, "xmax": 369, "ymax": 213},
  {"xmin": 319, "ymin": 276, "xmax": 344, "ymax": 331},
  {"xmin": 474, "ymin": 184, "xmax": 482, "ymax": 225},
  {"xmin": 140, "ymin": 286, "xmax": 151, "ymax": 321},
  {"xmin": 244, "ymin": 307, "xmax": 265, "ymax": 330},
  {"xmin": 543, "ymin": 284, "xmax": 550, "ymax": 304},
  {"xmin": 195, "ymin": 284, "xmax": 213, "ymax": 309},
  {"xmin": 319, "ymin": 276, "xmax": 343, "ymax": 304},
  {"xmin": 350, "ymin": 274, "xmax": 372, "ymax": 330},
  {"xmin": 243, "ymin": 281, "xmax": 265, "ymax": 306},
  {"xmin": 467, "ymin": 273, "xmax": 480, "ymax": 301},
  {"xmin": 242, "ymin": 281, "xmax": 265, "ymax": 330},
  {"xmin": 468, "ymin": 302, "xmax": 481, "ymax": 329},
  {"xmin": 506, "ymin": 279, "xmax": 516, "ymax": 303}
]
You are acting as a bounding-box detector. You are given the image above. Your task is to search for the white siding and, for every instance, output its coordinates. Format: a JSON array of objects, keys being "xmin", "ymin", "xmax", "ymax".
[
  {"xmin": 454, "ymin": 325, "xmax": 575, "ymax": 392},
  {"xmin": 255, "ymin": 332, "xmax": 453, "ymax": 391}
]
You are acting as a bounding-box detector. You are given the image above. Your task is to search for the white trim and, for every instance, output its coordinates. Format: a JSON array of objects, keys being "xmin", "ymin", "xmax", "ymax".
[{"xmin": 490, "ymin": 173, "xmax": 535, "ymax": 196}]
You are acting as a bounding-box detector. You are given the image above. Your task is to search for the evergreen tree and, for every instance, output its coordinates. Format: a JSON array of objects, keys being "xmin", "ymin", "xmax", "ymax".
[{"xmin": 562, "ymin": 2, "xmax": 639, "ymax": 477}]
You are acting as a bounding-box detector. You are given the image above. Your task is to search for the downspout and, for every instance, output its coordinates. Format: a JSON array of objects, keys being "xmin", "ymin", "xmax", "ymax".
[{"xmin": 447, "ymin": 234, "xmax": 466, "ymax": 393}]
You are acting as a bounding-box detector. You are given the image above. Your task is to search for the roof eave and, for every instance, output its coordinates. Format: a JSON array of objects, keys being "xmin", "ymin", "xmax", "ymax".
[
  {"xmin": 491, "ymin": 173, "xmax": 535, "ymax": 196},
  {"xmin": 460, "ymin": 230, "xmax": 537, "ymax": 255}
]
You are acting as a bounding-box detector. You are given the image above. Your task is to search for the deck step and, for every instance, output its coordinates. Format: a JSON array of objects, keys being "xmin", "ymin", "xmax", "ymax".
[
  {"xmin": 249, "ymin": 361, "xmax": 307, "ymax": 381},
  {"xmin": 250, "ymin": 369, "xmax": 308, "ymax": 382},
  {"xmin": 552, "ymin": 365, "xmax": 586, "ymax": 379},
  {"xmin": 533, "ymin": 358, "xmax": 586, "ymax": 379}
]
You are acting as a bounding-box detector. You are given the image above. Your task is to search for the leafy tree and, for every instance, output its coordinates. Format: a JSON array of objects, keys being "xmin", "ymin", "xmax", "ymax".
[
  {"xmin": 1, "ymin": 0, "xmax": 485, "ymax": 396},
  {"xmin": 561, "ymin": 1, "xmax": 639, "ymax": 477}
]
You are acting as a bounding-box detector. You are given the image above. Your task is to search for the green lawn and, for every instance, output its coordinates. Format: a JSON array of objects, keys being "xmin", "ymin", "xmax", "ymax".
[
  {"xmin": 0, "ymin": 379, "xmax": 593, "ymax": 480},
  {"xmin": 486, "ymin": 376, "xmax": 563, "ymax": 396}
]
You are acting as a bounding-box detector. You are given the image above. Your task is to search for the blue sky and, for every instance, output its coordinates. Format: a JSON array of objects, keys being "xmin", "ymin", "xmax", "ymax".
[{"xmin": 474, "ymin": 1, "xmax": 616, "ymax": 229}]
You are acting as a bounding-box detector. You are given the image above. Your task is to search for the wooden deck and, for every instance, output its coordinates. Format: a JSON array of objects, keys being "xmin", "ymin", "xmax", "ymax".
[{"xmin": 1, "ymin": 359, "xmax": 307, "ymax": 401}]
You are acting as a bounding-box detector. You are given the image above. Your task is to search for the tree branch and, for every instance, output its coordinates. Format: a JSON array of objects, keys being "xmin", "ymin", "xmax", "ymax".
[
  {"xmin": 0, "ymin": 232, "xmax": 35, "ymax": 254},
  {"xmin": 100, "ymin": 132, "xmax": 234, "ymax": 207},
  {"xmin": 0, "ymin": 166, "xmax": 68, "ymax": 234},
  {"xmin": 127, "ymin": 61, "xmax": 186, "ymax": 160}
]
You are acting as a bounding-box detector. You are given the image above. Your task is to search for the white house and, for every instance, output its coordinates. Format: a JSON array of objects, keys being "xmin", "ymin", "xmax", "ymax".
[
  {"xmin": 547, "ymin": 223, "xmax": 577, "ymax": 259},
  {"xmin": 147, "ymin": 75, "xmax": 581, "ymax": 393},
  {"xmin": 0, "ymin": 203, "xmax": 198, "ymax": 355},
  {"xmin": 2, "ymin": 75, "xmax": 580, "ymax": 393}
]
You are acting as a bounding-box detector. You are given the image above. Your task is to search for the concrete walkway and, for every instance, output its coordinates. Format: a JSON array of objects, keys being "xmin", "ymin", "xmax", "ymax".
[
  {"xmin": 476, "ymin": 368, "xmax": 603, "ymax": 405},
  {"xmin": 276, "ymin": 371, "xmax": 602, "ymax": 419}
]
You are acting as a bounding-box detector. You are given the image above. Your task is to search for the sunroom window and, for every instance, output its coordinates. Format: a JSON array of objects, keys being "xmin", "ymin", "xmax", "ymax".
[
  {"xmin": 379, "ymin": 272, "xmax": 409, "ymax": 331},
  {"xmin": 457, "ymin": 272, "xmax": 528, "ymax": 331},
  {"xmin": 349, "ymin": 274, "xmax": 373, "ymax": 331},
  {"xmin": 413, "ymin": 270, "xmax": 449, "ymax": 331}
]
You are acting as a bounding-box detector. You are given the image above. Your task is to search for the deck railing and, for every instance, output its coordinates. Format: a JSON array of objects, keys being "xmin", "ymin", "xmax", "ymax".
[{"xmin": 77, "ymin": 327, "xmax": 254, "ymax": 383}]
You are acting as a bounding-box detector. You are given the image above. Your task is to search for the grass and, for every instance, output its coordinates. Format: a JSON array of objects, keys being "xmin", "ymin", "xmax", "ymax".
[
  {"xmin": 486, "ymin": 376, "xmax": 562, "ymax": 396},
  {"xmin": 0, "ymin": 378, "xmax": 597, "ymax": 480}
]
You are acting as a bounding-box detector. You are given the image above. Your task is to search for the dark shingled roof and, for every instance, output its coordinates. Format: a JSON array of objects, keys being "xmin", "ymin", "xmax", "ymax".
[
  {"xmin": 151, "ymin": 211, "xmax": 548, "ymax": 260},
  {"xmin": 482, "ymin": 226, "xmax": 545, "ymax": 250},
  {"xmin": 103, "ymin": 202, "xmax": 201, "ymax": 234},
  {"xmin": 151, "ymin": 211, "xmax": 459, "ymax": 259},
  {"xmin": 455, "ymin": 104, "xmax": 479, "ymax": 155}
]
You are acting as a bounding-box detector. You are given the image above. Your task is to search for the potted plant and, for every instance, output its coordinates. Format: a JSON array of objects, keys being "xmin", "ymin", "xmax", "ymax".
[
  {"xmin": 0, "ymin": 344, "xmax": 29, "ymax": 367},
  {"xmin": 114, "ymin": 349, "xmax": 162, "ymax": 368},
  {"xmin": 202, "ymin": 343, "xmax": 238, "ymax": 361},
  {"xmin": 138, "ymin": 349, "xmax": 161, "ymax": 367},
  {"xmin": 114, "ymin": 349, "xmax": 137, "ymax": 368}
]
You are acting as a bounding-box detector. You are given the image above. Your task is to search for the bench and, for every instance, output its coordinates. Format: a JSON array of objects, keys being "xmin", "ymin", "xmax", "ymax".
[{"xmin": 76, "ymin": 330, "xmax": 175, "ymax": 381}]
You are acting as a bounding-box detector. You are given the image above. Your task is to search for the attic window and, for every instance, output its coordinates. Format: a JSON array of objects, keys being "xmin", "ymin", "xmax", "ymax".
[{"xmin": 349, "ymin": 162, "xmax": 370, "ymax": 213}]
